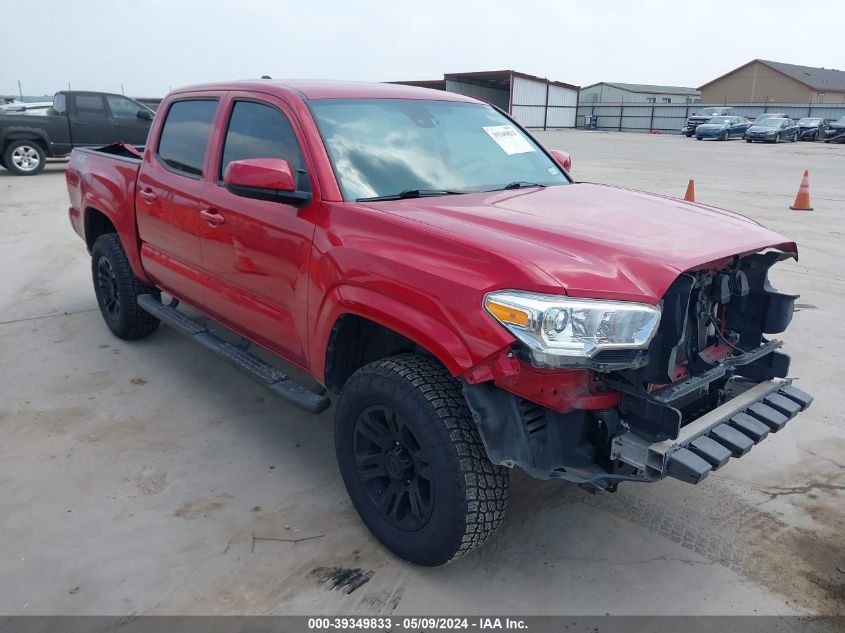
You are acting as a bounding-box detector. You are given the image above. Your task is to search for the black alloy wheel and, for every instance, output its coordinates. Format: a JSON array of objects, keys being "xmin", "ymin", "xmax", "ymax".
[
  {"xmin": 353, "ymin": 404, "xmax": 434, "ymax": 531},
  {"xmin": 90, "ymin": 234, "xmax": 160, "ymax": 339},
  {"xmin": 96, "ymin": 256, "xmax": 121, "ymax": 321}
]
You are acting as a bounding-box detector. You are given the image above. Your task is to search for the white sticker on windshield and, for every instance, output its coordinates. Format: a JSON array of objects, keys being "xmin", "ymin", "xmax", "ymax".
[{"xmin": 482, "ymin": 125, "xmax": 536, "ymax": 155}]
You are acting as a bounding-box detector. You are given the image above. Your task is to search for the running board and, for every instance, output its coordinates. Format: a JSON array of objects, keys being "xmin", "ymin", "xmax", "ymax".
[{"xmin": 137, "ymin": 295, "xmax": 330, "ymax": 414}]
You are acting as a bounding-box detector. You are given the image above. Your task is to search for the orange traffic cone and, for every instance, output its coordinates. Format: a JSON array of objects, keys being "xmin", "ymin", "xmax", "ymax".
[
  {"xmin": 684, "ymin": 179, "xmax": 695, "ymax": 202},
  {"xmin": 790, "ymin": 170, "xmax": 813, "ymax": 211}
]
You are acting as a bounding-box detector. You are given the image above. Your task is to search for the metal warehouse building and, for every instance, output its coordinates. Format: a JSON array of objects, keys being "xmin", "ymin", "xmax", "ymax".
[
  {"xmin": 580, "ymin": 82, "xmax": 700, "ymax": 104},
  {"xmin": 393, "ymin": 70, "xmax": 580, "ymax": 129}
]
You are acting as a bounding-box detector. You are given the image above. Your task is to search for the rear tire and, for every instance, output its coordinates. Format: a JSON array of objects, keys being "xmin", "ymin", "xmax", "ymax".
[
  {"xmin": 91, "ymin": 234, "xmax": 160, "ymax": 340},
  {"xmin": 335, "ymin": 353, "xmax": 509, "ymax": 566},
  {"xmin": 3, "ymin": 140, "xmax": 46, "ymax": 175}
]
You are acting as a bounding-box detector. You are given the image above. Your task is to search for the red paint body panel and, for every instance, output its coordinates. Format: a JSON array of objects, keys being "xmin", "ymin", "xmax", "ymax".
[
  {"xmin": 65, "ymin": 79, "xmax": 799, "ymax": 412},
  {"xmin": 495, "ymin": 363, "xmax": 622, "ymax": 413}
]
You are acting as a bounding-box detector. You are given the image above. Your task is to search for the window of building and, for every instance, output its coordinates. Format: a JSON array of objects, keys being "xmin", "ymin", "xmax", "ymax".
[
  {"xmin": 817, "ymin": 93, "xmax": 825, "ymax": 103},
  {"xmin": 220, "ymin": 100, "xmax": 305, "ymax": 179},
  {"xmin": 157, "ymin": 99, "xmax": 218, "ymax": 177},
  {"xmin": 646, "ymin": 97, "xmax": 656, "ymax": 103},
  {"xmin": 661, "ymin": 97, "xmax": 671, "ymax": 103}
]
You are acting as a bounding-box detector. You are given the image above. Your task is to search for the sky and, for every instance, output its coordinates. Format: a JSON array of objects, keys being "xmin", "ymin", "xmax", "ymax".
[{"xmin": 1, "ymin": 0, "xmax": 843, "ymax": 98}]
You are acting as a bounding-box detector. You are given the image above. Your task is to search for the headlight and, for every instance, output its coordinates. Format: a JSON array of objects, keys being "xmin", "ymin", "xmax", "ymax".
[{"xmin": 484, "ymin": 291, "xmax": 661, "ymax": 370}]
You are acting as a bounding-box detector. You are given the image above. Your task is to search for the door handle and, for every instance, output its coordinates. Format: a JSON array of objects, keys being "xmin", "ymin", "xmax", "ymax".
[
  {"xmin": 139, "ymin": 188, "xmax": 157, "ymax": 203},
  {"xmin": 75, "ymin": 120, "xmax": 88, "ymax": 126},
  {"xmin": 200, "ymin": 208, "xmax": 225, "ymax": 226}
]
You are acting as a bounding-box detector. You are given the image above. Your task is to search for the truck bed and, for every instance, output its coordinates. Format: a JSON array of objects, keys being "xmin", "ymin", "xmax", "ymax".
[{"xmin": 66, "ymin": 144, "xmax": 144, "ymax": 268}]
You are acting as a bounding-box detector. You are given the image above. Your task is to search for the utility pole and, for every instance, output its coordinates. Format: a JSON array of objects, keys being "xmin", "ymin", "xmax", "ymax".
[
  {"xmin": 17, "ymin": 80, "xmax": 23, "ymax": 100},
  {"xmin": 121, "ymin": 83, "xmax": 125, "ymax": 95}
]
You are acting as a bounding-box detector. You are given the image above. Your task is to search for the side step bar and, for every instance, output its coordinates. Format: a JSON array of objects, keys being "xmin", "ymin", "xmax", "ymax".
[{"xmin": 137, "ymin": 295, "xmax": 330, "ymax": 414}]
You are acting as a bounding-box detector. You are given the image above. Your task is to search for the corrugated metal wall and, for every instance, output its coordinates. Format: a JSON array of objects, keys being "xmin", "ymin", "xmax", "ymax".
[
  {"xmin": 576, "ymin": 101, "xmax": 845, "ymax": 133},
  {"xmin": 445, "ymin": 74, "xmax": 578, "ymax": 128},
  {"xmin": 580, "ymin": 84, "xmax": 698, "ymax": 104},
  {"xmin": 511, "ymin": 76, "xmax": 546, "ymax": 128},
  {"xmin": 547, "ymin": 84, "xmax": 578, "ymax": 128},
  {"xmin": 511, "ymin": 76, "xmax": 578, "ymax": 129},
  {"xmin": 444, "ymin": 79, "xmax": 509, "ymax": 111}
]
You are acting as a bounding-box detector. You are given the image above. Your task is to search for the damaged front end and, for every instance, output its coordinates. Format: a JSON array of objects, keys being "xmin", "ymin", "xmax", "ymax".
[{"xmin": 464, "ymin": 250, "xmax": 813, "ymax": 492}]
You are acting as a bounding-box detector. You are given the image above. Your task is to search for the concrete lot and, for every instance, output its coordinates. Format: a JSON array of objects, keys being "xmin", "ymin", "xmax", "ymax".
[{"xmin": 1, "ymin": 132, "xmax": 843, "ymax": 618}]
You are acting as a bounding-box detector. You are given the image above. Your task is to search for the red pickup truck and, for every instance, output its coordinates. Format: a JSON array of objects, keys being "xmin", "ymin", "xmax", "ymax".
[{"xmin": 66, "ymin": 79, "xmax": 811, "ymax": 566}]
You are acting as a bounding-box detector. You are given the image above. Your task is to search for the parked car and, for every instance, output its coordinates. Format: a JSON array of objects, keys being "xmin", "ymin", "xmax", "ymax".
[
  {"xmin": 744, "ymin": 117, "xmax": 799, "ymax": 143},
  {"xmin": 754, "ymin": 113, "xmax": 788, "ymax": 123},
  {"xmin": 66, "ymin": 80, "xmax": 812, "ymax": 566},
  {"xmin": 681, "ymin": 106, "xmax": 737, "ymax": 137},
  {"xmin": 0, "ymin": 91, "xmax": 153, "ymax": 175},
  {"xmin": 695, "ymin": 116, "xmax": 752, "ymax": 140},
  {"xmin": 823, "ymin": 116, "xmax": 845, "ymax": 143},
  {"xmin": 796, "ymin": 117, "xmax": 828, "ymax": 141}
]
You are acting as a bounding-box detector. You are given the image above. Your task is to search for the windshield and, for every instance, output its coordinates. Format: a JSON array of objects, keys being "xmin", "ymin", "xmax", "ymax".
[
  {"xmin": 707, "ymin": 116, "xmax": 732, "ymax": 124},
  {"xmin": 308, "ymin": 99, "xmax": 568, "ymax": 201},
  {"xmin": 798, "ymin": 118, "xmax": 821, "ymax": 125},
  {"xmin": 756, "ymin": 118, "xmax": 785, "ymax": 127},
  {"xmin": 697, "ymin": 107, "xmax": 724, "ymax": 116}
]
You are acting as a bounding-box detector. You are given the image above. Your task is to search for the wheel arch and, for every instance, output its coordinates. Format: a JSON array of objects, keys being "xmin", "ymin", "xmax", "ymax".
[
  {"xmin": 80, "ymin": 201, "xmax": 150, "ymax": 284},
  {"xmin": 84, "ymin": 207, "xmax": 118, "ymax": 252},
  {"xmin": 316, "ymin": 286, "xmax": 476, "ymax": 393},
  {"xmin": 1, "ymin": 127, "xmax": 51, "ymax": 155}
]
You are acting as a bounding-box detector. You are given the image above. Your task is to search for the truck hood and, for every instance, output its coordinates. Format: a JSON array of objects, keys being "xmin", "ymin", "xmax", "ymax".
[{"xmin": 363, "ymin": 183, "xmax": 796, "ymax": 303}]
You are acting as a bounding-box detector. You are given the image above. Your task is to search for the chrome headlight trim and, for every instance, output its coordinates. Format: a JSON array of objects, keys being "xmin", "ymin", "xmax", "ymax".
[{"xmin": 484, "ymin": 290, "xmax": 662, "ymax": 370}]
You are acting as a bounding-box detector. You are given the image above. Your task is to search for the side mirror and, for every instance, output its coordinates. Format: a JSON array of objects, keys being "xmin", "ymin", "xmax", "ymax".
[
  {"xmin": 550, "ymin": 149, "xmax": 572, "ymax": 173},
  {"xmin": 137, "ymin": 109, "xmax": 153, "ymax": 120},
  {"xmin": 223, "ymin": 158, "xmax": 311, "ymax": 207}
]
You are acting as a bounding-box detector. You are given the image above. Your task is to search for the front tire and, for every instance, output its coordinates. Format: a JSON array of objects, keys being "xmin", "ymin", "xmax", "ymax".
[
  {"xmin": 3, "ymin": 140, "xmax": 46, "ymax": 175},
  {"xmin": 91, "ymin": 234, "xmax": 160, "ymax": 340},
  {"xmin": 335, "ymin": 353, "xmax": 509, "ymax": 566},
  {"xmin": 772, "ymin": 133, "xmax": 781, "ymax": 144},
  {"xmin": 722, "ymin": 130, "xmax": 729, "ymax": 141}
]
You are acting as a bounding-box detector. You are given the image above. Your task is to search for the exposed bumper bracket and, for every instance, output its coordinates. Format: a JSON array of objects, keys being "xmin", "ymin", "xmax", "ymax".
[{"xmin": 612, "ymin": 379, "xmax": 812, "ymax": 484}]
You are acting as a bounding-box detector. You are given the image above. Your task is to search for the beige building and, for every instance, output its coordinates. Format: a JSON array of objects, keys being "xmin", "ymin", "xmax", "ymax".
[{"xmin": 699, "ymin": 60, "xmax": 845, "ymax": 103}]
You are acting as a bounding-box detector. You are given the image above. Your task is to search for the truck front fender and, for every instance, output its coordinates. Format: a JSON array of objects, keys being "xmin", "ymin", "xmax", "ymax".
[{"xmin": 312, "ymin": 283, "xmax": 478, "ymax": 384}]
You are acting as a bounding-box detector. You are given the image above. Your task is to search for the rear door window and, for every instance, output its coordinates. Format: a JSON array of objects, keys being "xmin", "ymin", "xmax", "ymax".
[
  {"xmin": 74, "ymin": 94, "xmax": 107, "ymax": 117},
  {"xmin": 157, "ymin": 99, "xmax": 218, "ymax": 177},
  {"xmin": 219, "ymin": 100, "xmax": 305, "ymax": 179}
]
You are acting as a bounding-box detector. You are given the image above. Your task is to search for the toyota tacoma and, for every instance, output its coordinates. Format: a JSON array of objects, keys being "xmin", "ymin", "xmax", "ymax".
[{"xmin": 66, "ymin": 80, "xmax": 812, "ymax": 566}]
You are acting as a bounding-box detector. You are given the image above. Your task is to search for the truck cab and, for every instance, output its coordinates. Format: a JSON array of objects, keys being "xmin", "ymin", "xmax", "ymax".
[
  {"xmin": 66, "ymin": 80, "xmax": 812, "ymax": 567},
  {"xmin": 0, "ymin": 90, "xmax": 153, "ymax": 175}
]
